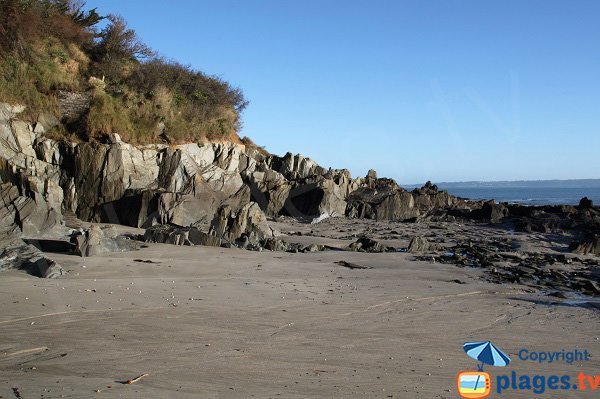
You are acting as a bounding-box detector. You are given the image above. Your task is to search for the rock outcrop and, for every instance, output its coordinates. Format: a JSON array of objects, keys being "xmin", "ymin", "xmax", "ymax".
[
  {"xmin": 469, "ymin": 201, "xmax": 509, "ymax": 223},
  {"xmin": 570, "ymin": 236, "xmax": 600, "ymax": 256},
  {"xmin": 143, "ymin": 224, "xmax": 221, "ymax": 247},
  {"xmin": 3, "ymin": 101, "xmax": 599, "ymax": 266},
  {"xmin": 407, "ymin": 236, "xmax": 441, "ymax": 253},
  {"xmin": 348, "ymin": 237, "xmax": 395, "ymax": 253},
  {"xmin": 346, "ymin": 180, "xmax": 462, "ymax": 221},
  {"xmin": 70, "ymin": 225, "xmax": 140, "ymax": 257},
  {"xmin": 143, "ymin": 202, "xmax": 276, "ymax": 249},
  {"xmin": 0, "ymin": 182, "xmax": 65, "ymax": 238},
  {"xmin": 0, "ymin": 239, "xmax": 64, "ymax": 278},
  {"xmin": 1, "ymin": 101, "xmax": 473, "ymax": 238},
  {"xmin": 209, "ymin": 202, "xmax": 276, "ymax": 246}
]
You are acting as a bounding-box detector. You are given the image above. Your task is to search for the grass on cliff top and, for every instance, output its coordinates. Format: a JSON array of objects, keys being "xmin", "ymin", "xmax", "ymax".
[{"xmin": 0, "ymin": 0, "xmax": 250, "ymax": 146}]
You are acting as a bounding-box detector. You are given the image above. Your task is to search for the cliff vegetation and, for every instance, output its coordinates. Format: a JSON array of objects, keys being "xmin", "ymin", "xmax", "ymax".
[{"xmin": 0, "ymin": 0, "xmax": 250, "ymax": 144}]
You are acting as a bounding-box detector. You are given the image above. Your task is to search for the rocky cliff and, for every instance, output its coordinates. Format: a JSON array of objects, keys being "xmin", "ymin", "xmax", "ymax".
[
  {"xmin": 6, "ymin": 101, "xmax": 597, "ymax": 279},
  {"xmin": 0, "ymin": 102, "xmax": 463, "ymax": 239}
]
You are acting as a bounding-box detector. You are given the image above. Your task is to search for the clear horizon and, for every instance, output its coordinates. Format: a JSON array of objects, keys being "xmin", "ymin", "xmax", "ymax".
[
  {"xmin": 86, "ymin": 0, "xmax": 600, "ymax": 183},
  {"xmin": 402, "ymin": 178, "xmax": 600, "ymax": 186}
]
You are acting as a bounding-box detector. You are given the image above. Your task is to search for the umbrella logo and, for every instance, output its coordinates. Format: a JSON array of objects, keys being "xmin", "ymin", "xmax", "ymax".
[{"xmin": 457, "ymin": 341, "xmax": 511, "ymax": 399}]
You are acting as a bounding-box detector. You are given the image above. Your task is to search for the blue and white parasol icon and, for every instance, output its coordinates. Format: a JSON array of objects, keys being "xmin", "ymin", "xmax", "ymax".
[{"xmin": 463, "ymin": 341, "xmax": 511, "ymax": 370}]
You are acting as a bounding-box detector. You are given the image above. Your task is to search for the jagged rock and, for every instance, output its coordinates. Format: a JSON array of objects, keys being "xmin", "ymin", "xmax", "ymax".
[
  {"xmin": 0, "ymin": 240, "xmax": 64, "ymax": 278},
  {"xmin": 142, "ymin": 225, "xmax": 322, "ymax": 253},
  {"xmin": 70, "ymin": 225, "xmax": 139, "ymax": 257},
  {"xmin": 278, "ymin": 177, "xmax": 351, "ymax": 218},
  {"xmin": 0, "ymin": 182, "xmax": 66, "ymax": 238},
  {"xmin": 70, "ymin": 141, "xmax": 162, "ymax": 221},
  {"xmin": 470, "ymin": 201, "xmax": 508, "ymax": 223},
  {"xmin": 376, "ymin": 190, "xmax": 420, "ymax": 221},
  {"xmin": 260, "ymin": 238, "xmax": 323, "ymax": 253},
  {"xmin": 262, "ymin": 237, "xmax": 290, "ymax": 252},
  {"xmin": 4, "ymin": 101, "xmax": 451, "ymax": 229},
  {"xmin": 270, "ymin": 152, "xmax": 325, "ymax": 180},
  {"xmin": 4, "ymin": 101, "xmax": 598, "ymax": 247},
  {"xmin": 364, "ymin": 169, "xmax": 378, "ymax": 188},
  {"xmin": 209, "ymin": 202, "xmax": 275, "ymax": 244},
  {"xmin": 103, "ymin": 183, "xmax": 249, "ymax": 228},
  {"xmin": 412, "ymin": 182, "xmax": 457, "ymax": 212},
  {"xmin": 143, "ymin": 224, "xmax": 221, "ymax": 247},
  {"xmin": 570, "ymin": 237, "xmax": 600, "ymax": 256},
  {"xmin": 348, "ymin": 237, "xmax": 394, "ymax": 253},
  {"xmin": 346, "ymin": 181, "xmax": 463, "ymax": 222},
  {"xmin": 407, "ymin": 236, "xmax": 440, "ymax": 253}
]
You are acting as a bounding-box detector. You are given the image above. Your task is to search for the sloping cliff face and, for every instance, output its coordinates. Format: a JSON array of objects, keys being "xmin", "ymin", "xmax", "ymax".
[{"xmin": 0, "ymin": 103, "xmax": 461, "ymax": 236}]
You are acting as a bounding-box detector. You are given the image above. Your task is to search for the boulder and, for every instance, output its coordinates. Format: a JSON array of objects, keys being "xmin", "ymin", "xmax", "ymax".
[
  {"xmin": 0, "ymin": 240, "xmax": 64, "ymax": 278},
  {"xmin": 209, "ymin": 202, "xmax": 275, "ymax": 244},
  {"xmin": 262, "ymin": 237, "xmax": 290, "ymax": 252},
  {"xmin": 70, "ymin": 225, "xmax": 139, "ymax": 257},
  {"xmin": 407, "ymin": 236, "xmax": 440, "ymax": 253}
]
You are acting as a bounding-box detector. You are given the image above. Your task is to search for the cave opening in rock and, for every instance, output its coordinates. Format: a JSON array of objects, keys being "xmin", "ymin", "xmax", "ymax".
[{"xmin": 282, "ymin": 185, "xmax": 324, "ymax": 217}]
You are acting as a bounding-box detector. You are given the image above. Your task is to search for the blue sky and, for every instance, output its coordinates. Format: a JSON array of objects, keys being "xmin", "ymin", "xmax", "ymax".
[{"xmin": 86, "ymin": 0, "xmax": 600, "ymax": 184}]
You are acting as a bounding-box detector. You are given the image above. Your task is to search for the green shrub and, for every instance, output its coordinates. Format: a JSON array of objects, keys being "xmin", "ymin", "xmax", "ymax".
[
  {"xmin": 86, "ymin": 89, "xmax": 134, "ymax": 139},
  {"xmin": 0, "ymin": 0, "xmax": 253, "ymax": 146}
]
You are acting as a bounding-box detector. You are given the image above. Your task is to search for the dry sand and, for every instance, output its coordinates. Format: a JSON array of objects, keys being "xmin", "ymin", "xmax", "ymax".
[{"xmin": 1, "ymin": 219, "xmax": 599, "ymax": 398}]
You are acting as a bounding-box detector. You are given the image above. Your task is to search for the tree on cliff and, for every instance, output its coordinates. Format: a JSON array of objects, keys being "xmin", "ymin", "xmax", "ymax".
[
  {"xmin": 89, "ymin": 14, "xmax": 154, "ymax": 83},
  {"xmin": 0, "ymin": 0, "xmax": 102, "ymax": 56}
]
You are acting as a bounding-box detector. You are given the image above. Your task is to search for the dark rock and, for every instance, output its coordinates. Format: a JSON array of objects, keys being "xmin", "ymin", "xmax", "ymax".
[
  {"xmin": 334, "ymin": 260, "xmax": 372, "ymax": 270},
  {"xmin": 470, "ymin": 201, "xmax": 508, "ymax": 223},
  {"xmin": 348, "ymin": 237, "xmax": 393, "ymax": 253},
  {"xmin": 0, "ymin": 240, "xmax": 64, "ymax": 278},
  {"xmin": 23, "ymin": 238, "xmax": 73, "ymax": 253},
  {"xmin": 578, "ymin": 197, "xmax": 594, "ymax": 209},
  {"xmin": 346, "ymin": 180, "xmax": 462, "ymax": 222},
  {"xmin": 143, "ymin": 224, "xmax": 221, "ymax": 247},
  {"xmin": 569, "ymin": 236, "xmax": 600, "ymax": 256},
  {"xmin": 346, "ymin": 186, "xmax": 419, "ymax": 221}
]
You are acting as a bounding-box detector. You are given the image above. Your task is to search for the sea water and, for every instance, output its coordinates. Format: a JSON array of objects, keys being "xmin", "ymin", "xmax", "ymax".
[{"xmin": 404, "ymin": 186, "xmax": 600, "ymax": 206}]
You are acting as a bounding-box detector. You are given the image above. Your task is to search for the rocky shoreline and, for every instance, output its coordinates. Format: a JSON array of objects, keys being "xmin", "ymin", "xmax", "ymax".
[{"xmin": 1, "ymin": 102, "xmax": 598, "ymax": 300}]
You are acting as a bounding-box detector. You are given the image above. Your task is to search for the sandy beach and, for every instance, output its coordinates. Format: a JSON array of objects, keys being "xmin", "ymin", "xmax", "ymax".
[
  {"xmin": 1, "ymin": 219, "xmax": 598, "ymax": 398},
  {"xmin": 1, "ymin": 2, "xmax": 599, "ymax": 398}
]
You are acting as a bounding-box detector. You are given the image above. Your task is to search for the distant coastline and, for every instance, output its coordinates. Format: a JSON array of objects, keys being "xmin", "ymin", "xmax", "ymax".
[
  {"xmin": 402, "ymin": 179, "xmax": 600, "ymax": 189},
  {"xmin": 402, "ymin": 180, "xmax": 600, "ymax": 206}
]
